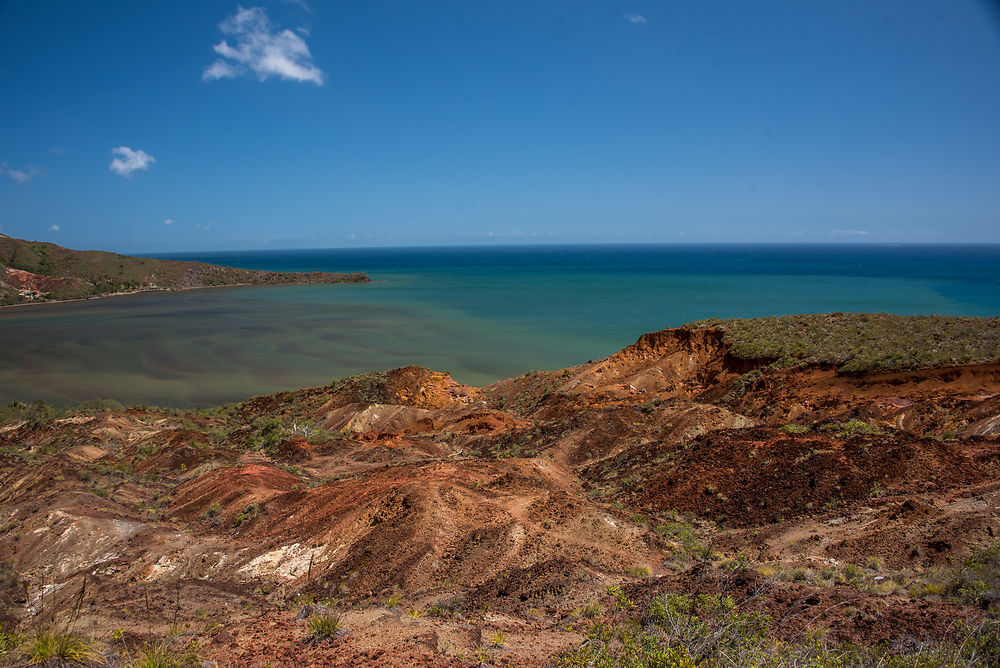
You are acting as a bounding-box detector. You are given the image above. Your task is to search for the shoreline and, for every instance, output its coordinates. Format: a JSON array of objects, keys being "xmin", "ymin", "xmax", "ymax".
[{"xmin": 0, "ymin": 280, "xmax": 371, "ymax": 311}]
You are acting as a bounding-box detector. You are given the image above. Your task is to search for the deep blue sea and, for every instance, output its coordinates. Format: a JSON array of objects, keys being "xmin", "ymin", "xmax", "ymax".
[{"xmin": 2, "ymin": 244, "xmax": 998, "ymax": 407}]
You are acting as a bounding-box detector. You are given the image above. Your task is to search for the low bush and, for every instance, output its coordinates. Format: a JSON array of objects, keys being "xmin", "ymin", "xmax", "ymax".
[
  {"xmin": 554, "ymin": 591, "xmax": 1000, "ymax": 667},
  {"xmin": 913, "ymin": 542, "xmax": 1000, "ymax": 610}
]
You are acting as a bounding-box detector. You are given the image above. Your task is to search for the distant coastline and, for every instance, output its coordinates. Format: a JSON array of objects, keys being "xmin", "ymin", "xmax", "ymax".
[
  {"xmin": 0, "ymin": 280, "xmax": 371, "ymax": 310},
  {"xmin": 0, "ymin": 234, "xmax": 369, "ymax": 307}
]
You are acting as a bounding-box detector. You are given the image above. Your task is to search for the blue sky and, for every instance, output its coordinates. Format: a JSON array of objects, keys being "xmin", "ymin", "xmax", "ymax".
[{"xmin": 1, "ymin": 0, "xmax": 999, "ymax": 252}]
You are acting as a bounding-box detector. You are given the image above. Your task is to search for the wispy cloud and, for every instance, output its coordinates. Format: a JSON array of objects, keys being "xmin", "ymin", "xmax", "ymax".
[
  {"xmin": 109, "ymin": 146, "xmax": 155, "ymax": 177},
  {"xmin": 1, "ymin": 162, "xmax": 42, "ymax": 183},
  {"xmin": 164, "ymin": 218, "xmax": 175, "ymax": 226},
  {"xmin": 203, "ymin": 6, "xmax": 324, "ymax": 85},
  {"xmin": 284, "ymin": 0, "xmax": 312, "ymax": 14},
  {"xmin": 49, "ymin": 225, "xmax": 60, "ymax": 232},
  {"xmin": 624, "ymin": 13, "xmax": 647, "ymax": 24},
  {"xmin": 831, "ymin": 229, "xmax": 869, "ymax": 236}
]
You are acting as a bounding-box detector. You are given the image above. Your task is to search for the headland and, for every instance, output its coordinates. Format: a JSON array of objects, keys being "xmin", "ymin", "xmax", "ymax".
[{"xmin": 0, "ymin": 234, "xmax": 369, "ymax": 307}]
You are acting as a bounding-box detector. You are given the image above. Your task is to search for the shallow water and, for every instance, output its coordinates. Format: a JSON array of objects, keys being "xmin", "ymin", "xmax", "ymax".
[{"xmin": 2, "ymin": 244, "xmax": 998, "ymax": 407}]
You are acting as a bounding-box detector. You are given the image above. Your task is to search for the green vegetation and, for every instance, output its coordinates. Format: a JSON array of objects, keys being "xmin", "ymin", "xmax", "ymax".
[
  {"xmin": 818, "ymin": 419, "xmax": 884, "ymax": 438},
  {"xmin": 686, "ymin": 313, "xmax": 1000, "ymax": 372},
  {"xmin": 606, "ymin": 585, "xmax": 635, "ymax": 611},
  {"xmin": 0, "ymin": 234, "xmax": 368, "ymax": 305},
  {"xmin": 487, "ymin": 630, "xmax": 508, "ymax": 648},
  {"xmin": 911, "ymin": 543, "xmax": 1000, "ymax": 610},
  {"xmin": 308, "ymin": 611, "xmax": 343, "ymax": 640},
  {"xmin": 199, "ymin": 502, "xmax": 223, "ymax": 526},
  {"xmin": 232, "ymin": 504, "xmax": 259, "ymax": 528},
  {"xmin": 241, "ymin": 417, "xmax": 285, "ymax": 453},
  {"xmin": 555, "ymin": 591, "xmax": 1000, "ymax": 667},
  {"xmin": 653, "ymin": 518, "xmax": 713, "ymax": 561},
  {"xmin": 0, "ymin": 625, "xmax": 22, "ymax": 657},
  {"xmin": 128, "ymin": 640, "xmax": 201, "ymax": 668},
  {"xmin": 329, "ymin": 370, "xmax": 395, "ymax": 404},
  {"xmin": 23, "ymin": 629, "xmax": 101, "ymax": 666},
  {"xmin": 0, "ymin": 398, "xmax": 125, "ymax": 426}
]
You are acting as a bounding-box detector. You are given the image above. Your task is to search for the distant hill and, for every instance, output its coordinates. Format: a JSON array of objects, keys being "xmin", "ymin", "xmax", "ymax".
[{"xmin": 0, "ymin": 234, "xmax": 369, "ymax": 305}]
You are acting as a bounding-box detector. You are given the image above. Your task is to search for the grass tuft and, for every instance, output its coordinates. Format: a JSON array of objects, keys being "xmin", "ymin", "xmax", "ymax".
[
  {"xmin": 129, "ymin": 640, "xmax": 201, "ymax": 668},
  {"xmin": 308, "ymin": 611, "xmax": 343, "ymax": 641},
  {"xmin": 24, "ymin": 629, "xmax": 101, "ymax": 666}
]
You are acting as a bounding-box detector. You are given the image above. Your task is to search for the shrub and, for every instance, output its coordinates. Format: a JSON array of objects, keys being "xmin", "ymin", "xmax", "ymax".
[
  {"xmin": 606, "ymin": 585, "xmax": 634, "ymax": 611},
  {"xmin": 951, "ymin": 543, "xmax": 1000, "ymax": 609},
  {"xmin": 653, "ymin": 520, "xmax": 712, "ymax": 559},
  {"xmin": 819, "ymin": 419, "xmax": 884, "ymax": 438},
  {"xmin": 555, "ymin": 591, "xmax": 1000, "ymax": 667},
  {"xmin": 232, "ymin": 504, "xmax": 258, "ymax": 527}
]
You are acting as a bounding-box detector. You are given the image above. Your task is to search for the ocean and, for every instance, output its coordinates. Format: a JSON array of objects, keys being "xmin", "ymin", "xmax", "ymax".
[{"xmin": 2, "ymin": 244, "xmax": 998, "ymax": 407}]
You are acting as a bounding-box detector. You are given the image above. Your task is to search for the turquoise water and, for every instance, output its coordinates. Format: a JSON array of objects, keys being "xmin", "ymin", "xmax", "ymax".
[{"xmin": 1, "ymin": 244, "xmax": 998, "ymax": 407}]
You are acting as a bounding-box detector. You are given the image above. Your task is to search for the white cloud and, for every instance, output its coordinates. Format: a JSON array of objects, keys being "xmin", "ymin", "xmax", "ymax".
[
  {"xmin": 109, "ymin": 146, "xmax": 155, "ymax": 177},
  {"xmin": 624, "ymin": 14, "xmax": 647, "ymax": 24},
  {"xmin": 49, "ymin": 225, "xmax": 60, "ymax": 232},
  {"xmin": 1, "ymin": 162, "xmax": 42, "ymax": 183},
  {"xmin": 831, "ymin": 229, "xmax": 869, "ymax": 236},
  {"xmin": 203, "ymin": 60, "xmax": 237, "ymax": 80},
  {"xmin": 164, "ymin": 218, "xmax": 175, "ymax": 226},
  {"xmin": 203, "ymin": 6, "xmax": 324, "ymax": 85}
]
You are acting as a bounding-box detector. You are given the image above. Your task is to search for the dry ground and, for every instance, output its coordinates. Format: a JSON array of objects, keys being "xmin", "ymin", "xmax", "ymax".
[{"xmin": 1, "ymin": 327, "xmax": 998, "ymax": 665}]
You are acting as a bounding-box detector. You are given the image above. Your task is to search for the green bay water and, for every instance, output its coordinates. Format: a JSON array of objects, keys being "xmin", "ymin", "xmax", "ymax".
[{"xmin": 2, "ymin": 244, "xmax": 999, "ymax": 407}]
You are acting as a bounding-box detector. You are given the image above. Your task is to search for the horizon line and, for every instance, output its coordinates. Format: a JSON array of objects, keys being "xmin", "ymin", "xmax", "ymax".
[{"xmin": 145, "ymin": 240, "xmax": 1000, "ymax": 256}]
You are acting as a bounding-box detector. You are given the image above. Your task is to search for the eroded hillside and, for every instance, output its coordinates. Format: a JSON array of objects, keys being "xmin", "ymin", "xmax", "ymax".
[{"xmin": 1, "ymin": 318, "xmax": 999, "ymax": 666}]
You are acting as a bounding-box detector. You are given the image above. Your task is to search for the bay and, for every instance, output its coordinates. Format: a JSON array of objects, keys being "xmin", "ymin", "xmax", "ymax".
[{"xmin": 1, "ymin": 244, "xmax": 998, "ymax": 407}]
